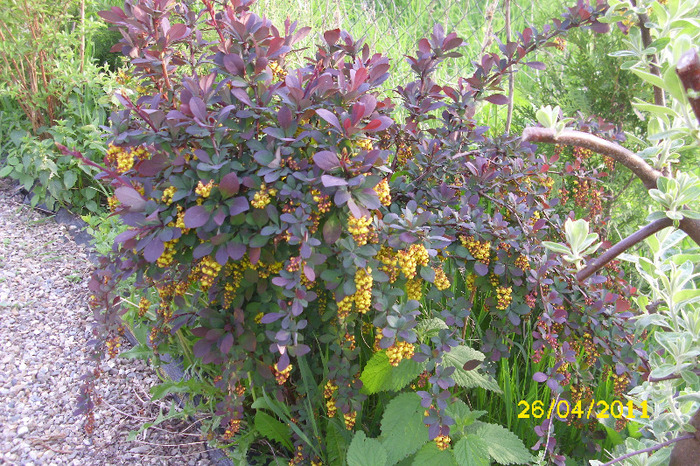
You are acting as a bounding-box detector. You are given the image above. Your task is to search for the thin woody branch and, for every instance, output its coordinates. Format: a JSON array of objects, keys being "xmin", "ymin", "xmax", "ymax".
[
  {"xmin": 522, "ymin": 127, "xmax": 662, "ymax": 190},
  {"xmin": 522, "ymin": 127, "xmax": 700, "ymax": 278},
  {"xmin": 576, "ymin": 218, "xmax": 672, "ymax": 281},
  {"xmin": 601, "ymin": 434, "xmax": 694, "ymax": 466},
  {"xmin": 677, "ymin": 49, "xmax": 700, "ymax": 125}
]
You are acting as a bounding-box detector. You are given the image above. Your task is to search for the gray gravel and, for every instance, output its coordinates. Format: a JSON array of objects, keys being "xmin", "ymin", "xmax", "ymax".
[{"xmin": 0, "ymin": 182, "xmax": 215, "ymax": 465}]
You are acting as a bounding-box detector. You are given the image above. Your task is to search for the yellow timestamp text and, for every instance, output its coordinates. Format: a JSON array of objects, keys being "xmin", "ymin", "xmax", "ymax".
[{"xmin": 517, "ymin": 399, "xmax": 650, "ymax": 420}]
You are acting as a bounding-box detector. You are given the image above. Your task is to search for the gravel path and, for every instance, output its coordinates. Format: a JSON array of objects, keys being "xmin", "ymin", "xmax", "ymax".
[{"xmin": 0, "ymin": 182, "xmax": 215, "ymax": 465}]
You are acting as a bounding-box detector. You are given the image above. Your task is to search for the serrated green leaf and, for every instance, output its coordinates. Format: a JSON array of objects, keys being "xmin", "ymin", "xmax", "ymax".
[
  {"xmin": 412, "ymin": 441, "xmax": 457, "ymax": 466},
  {"xmin": 254, "ymin": 411, "xmax": 293, "ymax": 451},
  {"xmin": 326, "ymin": 419, "xmax": 350, "ymax": 466},
  {"xmin": 442, "ymin": 346, "xmax": 501, "ymax": 393},
  {"xmin": 467, "ymin": 422, "xmax": 534, "ymax": 465},
  {"xmin": 446, "ymin": 400, "xmax": 487, "ymax": 434},
  {"xmin": 0, "ymin": 166, "xmax": 13, "ymax": 177},
  {"xmin": 453, "ymin": 436, "xmax": 490, "ymax": 466},
  {"xmin": 63, "ymin": 170, "xmax": 77, "ymax": 189},
  {"xmin": 380, "ymin": 393, "xmax": 429, "ymax": 464},
  {"xmin": 415, "ymin": 318, "xmax": 448, "ymax": 339},
  {"xmin": 347, "ymin": 431, "xmax": 388, "ymax": 466},
  {"xmin": 119, "ymin": 344, "xmax": 152, "ymax": 360},
  {"xmin": 360, "ymin": 351, "xmax": 424, "ymax": 394}
]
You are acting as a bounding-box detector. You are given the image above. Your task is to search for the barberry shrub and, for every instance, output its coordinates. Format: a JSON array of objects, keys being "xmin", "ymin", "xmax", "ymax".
[{"xmin": 69, "ymin": 0, "xmax": 643, "ymax": 463}]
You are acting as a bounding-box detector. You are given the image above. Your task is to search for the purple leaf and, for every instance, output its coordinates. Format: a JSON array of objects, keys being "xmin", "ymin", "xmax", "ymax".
[
  {"xmin": 363, "ymin": 116, "xmax": 393, "ymax": 132},
  {"xmin": 143, "ymin": 239, "xmax": 164, "ymax": 263},
  {"xmin": 315, "ymin": 109, "xmax": 341, "ymax": 130},
  {"xmin": 525, "ymin": 61, "xmax": 546, "ymax": 70},
  {"xmin": 227, "ymin": 242, "xmax": 246, "ymax": 260},
  {"xmin": 321, "ymin": 175, "xmax": 347, "ymax": 187},
  {"xmin": 462, "ymin": 360, "xmax": 481, "ymax": 371},
  {"xmin": 220, "ymin": 333, "xmax": 233, "ymax": 354},
  {"xmin": 229, "ymin": 197, "xmax": 249, "ymax": 216},
  {"xmin": 215, "ymin": 246, "xmax": 228, "ymax": 265},
  {"xmin": 114, "ymin": 229, "xmax": 138, "ymax": 244},
  {"xmin": 484, "ymin": 94, "xmax": 509, "ymax": 105},
  {"xmin": 184, "ymin": 205, "xmax": 209, "ymax": 228},
  {"xmin": 189, "ymin": 97, "xmax": 207, "ymax": 121},
  {"xmin": 278, "ymin": 107, "xmax": 292, "ymax": 130},
  {"xmin": 303, "ymin": 264, "xmax": 315, "ymax": 282},
  {"xmin": 533, "ymin": 372, "xmax": 548, "ymax": 383},
  {"xmin": 313, "ymin": 151, "xmax": 341, "ymax": 171},
  {"xmin": 231, "ymin": 88, "xmax": 253, "ymax": 106},
  {"xmin": 193, "ymin": 339, "xmax": 211, "ymax": 358},
  {"xmin": 474, "ymin": 261, "xmax": 489, "ymax": 276},
  {"xmin": 323, "ymin": 218, "xmax": 342, "ymax": 244},
  {"xmin": 115, "ymin": 186, "xmax": 145, "ymax": 211},
  {"xmin": 219, "ymin": 172, "xmax": 240, "ymax": 197}
]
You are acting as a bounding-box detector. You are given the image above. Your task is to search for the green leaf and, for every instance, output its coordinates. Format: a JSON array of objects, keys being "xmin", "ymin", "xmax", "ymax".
[
  {"xmin": 150, "ymin": 380, "xmax": 191, "ymax": 401},
  {"xmin": 326, "ymin": 419, "xmax": 351, "ymax": 466},
  {"xmin": 411, "ymin": 441, "xmax": 457, "ymax": 466},
  {"xmin": 542, "ymin": 241, "xmax": 571, "ymax": 255},
  {"xmin": 453, "ymin": 436, "xmax": 490, "ymax": 466},
  {"xmin": 119, "ymin": 344, "xmax": 152, "ymax": 360},
  {"xmin": 445, "ymin": 400, "xmax": 487, "ymax": 434},
  {"xmin": 442, "ymin": 346, "xmax": 501, "ymax": 393},
  {"xmin": 254, "ymin": 411, "xmax": 293, "ymax": 451},
  {"xmin": 0, "ymin": 166, "xmax": 13, "ymax": 177},
  {"xmin": 347, "ymin": 431, "xmax": 388, "ymax": 466},
  {"xmin": 360, "ymin": 351, "xmax": 424, "ymax": 394},
  {"xmin": 415, "ymin": 318, "xmax": 448, "ymax": 340},
  {"xmin": 466, "ymin": 422, "xmax": 534, "ymax": 465},
  {"xmin": 380, "ymin": 393, "xmax": 430, "ymax": 464},
  {"xmin": 63, "ymin": 170, "xmax": 77, "ymax": 189}
]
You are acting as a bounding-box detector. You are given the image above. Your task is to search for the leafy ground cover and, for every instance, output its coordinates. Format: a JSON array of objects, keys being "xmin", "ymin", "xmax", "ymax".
[{"xmin": 1, "ymin": 0, "xmax": 699, "ymax": 464}]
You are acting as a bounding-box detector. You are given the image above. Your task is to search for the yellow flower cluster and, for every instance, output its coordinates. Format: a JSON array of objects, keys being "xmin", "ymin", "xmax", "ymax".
[
  {"xmin": 343, "ymin": 411, "xmax": 356, "ymax": 430},
  {"xmin": 490, "ymin": 273, "xmax": 500, "ymax": 287},
  {"xmin": 311, "ymin": 189, "xmax": 331, "ymax": 214},
  {"xmin": 495, "ymin": 286, "xmax": 513, "ymax": 310},
  {"xmin": 337, "ymin": 295, "xmax": 354, "ymax": 320},
  {"xmin": 397, "ymin": 141, "xmax": 411, "ymax": 165},
  {"xmin": 460, "ymin": 235, "xmax": 490, "ymax": 263},
  {"xmin": 106, "ymin": 143, "xmax": 146, "ymax": 174},
  {"xmin": 105, "ymin": 336, "xmax": 122, "ymax": 358},
  {"xmin": 433, "ymin": 265, "xmax": 450, "ymax": 290},
  {"xmin": 354, "ymin": 267, "xmax": 373, "ymax": 314},
  {"xmin": 348, "ymin": 214, "xmax": 372, "ymax": 246},
  {"xmin": 529, "ymin": 210, "xmax": 541, "ymax": 228},
  {"xmin": 254, "ymin": 312, "xmax": 264, "ymax": 324},
  {"xmin": 373, "ymin": 178, "xmax": 391, "ymax": 206},
  {"xmin": 273, "ymin": 362, "xmax": 292, "ymax": 385},
  {"xmin": 553, "ymin": 36, "xmax": 566, "ymax": 52},
  {"xmin": 161, "ymin": 186, "xmax": 177, "ymax": 204},
  {"xmin": 269, "ymin": 61, "xmax": 287, "ymax": 81},
  {"xmin": 199, "ymin": 256, "xmax": 222, "ymax": 290},
  {"xmin": 223, "ymin": 419, "xmax": 241, "ymax": 440},
  {"xmin": 326, "ymin": 399, "xmax": 337, "ymax": 418},
  {"xmin": 251, "ymin": 183, "xmax": 277, "ymax": 208},
  {"xmin": 397, "ymin": 243, "xmax": 429, "ymax": 279},
  {"xmin": 465, "ymin": 273, "xmax": 476, "ymax": 293},
  {"xmin": 377, "ymin": 246, "xmax": 399, "ymax": 282},
  {"xmin": 107, "ymin": 195, "xmax": 119, "ymax": 211},
  {"xmin": 356, "ymin": 138, "xmax": 373, "ymax": 152},
  {"xmin": 406, "ymin": 278, "xmax": 422, "ymax": 301},
  {"xmin": 138, "ymin": 297, "xmax": 150, "ymax": 317},
  {"xmin": 323, "ymin": 380, "xmax": 337, "ymax": 399},
  {"xmin": 157, "ymin": 238, "xmax": 179, "ymax": 268},
  {"xmin": 386, "ymin": 341, "xmax": 414, "ymax": 366},
  {"xmin": 515, "ymin": 254, "xmax": 530, "ymax": 271},
  {"xmin": 195, "ymin": 179, "xmax": 214, "ymax": 198},
  {"xmin": 434, "ymin": 435, "xmax": 451, "ymax": 451}
]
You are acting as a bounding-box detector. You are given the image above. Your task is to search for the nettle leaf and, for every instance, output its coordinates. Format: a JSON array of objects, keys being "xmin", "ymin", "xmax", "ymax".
[
  {"xmin": 466, "ymin": 422, "xmax": 533, "ymax": 465},
  {"xmin": 453, "ymin": 436, "xmax": 490, "ymax": 466},
  {"xmin": 380, "ymin": 393, "xmax": 429, "ymax": 464},
  {"xmin": 360, "ymin": 350, "xmax": 424, "ymax": 394},
  {"xmin": 411, "ymin": 441, "xmax": 457, "ymax": 466},
  {"xmin": 442, "ymin": 346, "xmax": 501, "ymax": 393},
  {"xmin": 346, "ymin": 431, "xmax": 388, "ymax": 466},
  {"xmin": 254, "ymin": 411, "xmax": 293, "ymax": 451}
]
